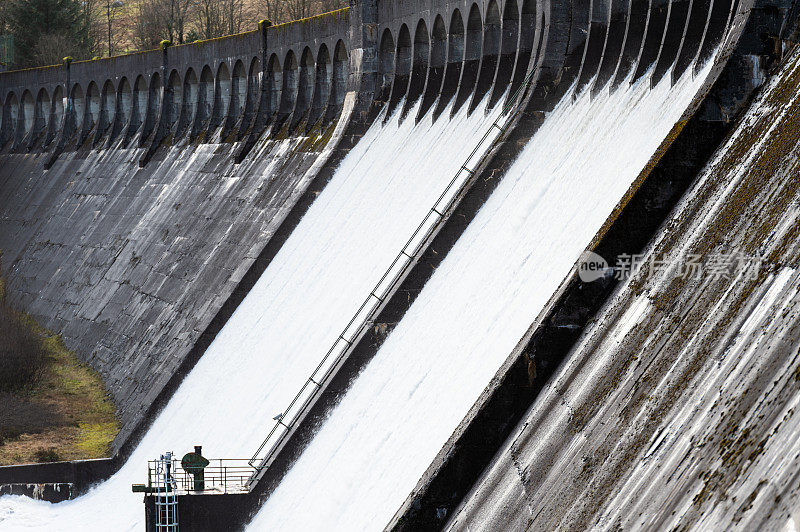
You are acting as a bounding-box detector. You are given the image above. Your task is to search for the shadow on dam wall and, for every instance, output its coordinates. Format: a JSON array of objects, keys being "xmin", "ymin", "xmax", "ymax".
[{"xmin": 0, "ymin": 0, "xmax": 794, "ymax": 510}]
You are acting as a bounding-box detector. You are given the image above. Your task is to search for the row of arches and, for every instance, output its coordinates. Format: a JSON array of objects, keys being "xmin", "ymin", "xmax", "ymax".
[
  {"xmin": 372, "ymin": 0, "xmax": 736, "ymax": 123},
  {"xmin": 1, "ymin": 0, "xmax": 739, "ymax": 151},
  {"xmin": 376, "ymin": 0, "xmax": 537, "ymax": 123},
  {"xmin": 0, "ymin": 40, "xmax": 350, "ymax": 153}
]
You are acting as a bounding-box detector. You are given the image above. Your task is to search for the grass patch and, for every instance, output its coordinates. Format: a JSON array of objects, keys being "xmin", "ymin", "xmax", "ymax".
[
  {"xmin": 0, "ymin": 269, "xmax": 119, "ymax": 465},
  {"xmin": 77, "ymin": 421, "xmax": 119, "ymax": 456}
]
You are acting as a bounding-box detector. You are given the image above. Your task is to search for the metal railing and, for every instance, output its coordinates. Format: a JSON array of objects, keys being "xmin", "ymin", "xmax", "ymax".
[
  {"xmin": 245, "ymin": 68, "xmax": 538, "ymax": 487},
  {"xmin": 146, "ymin": 457, "xmax": 256, "ymax": 494}
]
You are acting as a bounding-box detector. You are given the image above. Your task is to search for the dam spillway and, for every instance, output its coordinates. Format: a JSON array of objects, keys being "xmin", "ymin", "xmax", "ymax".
[
  {"xmin": 247, "ymin": 60, "xmax": 716, "ymax": 531},
  {"xmin": 0, "ymin": 0, "xmax": 798, "ymax": 528}
]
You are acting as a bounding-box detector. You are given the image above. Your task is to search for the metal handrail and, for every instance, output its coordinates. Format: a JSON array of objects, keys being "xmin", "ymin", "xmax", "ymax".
[
  {"xmin": 245, "ymin": 68, "xmax": 539, "ymax": 486},
  {"xmin": 147, "ymin": 458, "xmax": 256, "ymax": 494}
]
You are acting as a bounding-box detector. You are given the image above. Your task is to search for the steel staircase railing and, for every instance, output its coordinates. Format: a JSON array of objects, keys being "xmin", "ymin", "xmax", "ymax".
[{"xmin": 245, "ymin": 68, "xmax": 538, "ymax": 488}]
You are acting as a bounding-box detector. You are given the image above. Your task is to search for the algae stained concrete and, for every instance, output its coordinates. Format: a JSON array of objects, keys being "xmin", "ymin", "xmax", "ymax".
[
  {"xmin": 0, "ymin": 131, "xmax": 335, "ymax": 452},
  {"xmin": 446, "ymin": 47, "xmax": 800, "ymax": 531}
]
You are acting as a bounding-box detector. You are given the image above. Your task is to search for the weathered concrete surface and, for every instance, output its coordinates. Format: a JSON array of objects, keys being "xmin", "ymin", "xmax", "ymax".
[
  {"xmin": 0, "ymin": 483, "xmax": 74, "ymax": 503},
  {"xmin": 446, "ymin": 45, "xmax": 800, "ymax": 531},
  {"xmin": 0, "ymin": 129, "xmax": 338, "ymax": 453}
]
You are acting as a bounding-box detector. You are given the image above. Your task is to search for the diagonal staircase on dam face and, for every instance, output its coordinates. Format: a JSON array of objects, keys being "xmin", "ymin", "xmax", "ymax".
[{"xmin": 243, "ymin": 65, "xmax": 538, "ymax": 490}]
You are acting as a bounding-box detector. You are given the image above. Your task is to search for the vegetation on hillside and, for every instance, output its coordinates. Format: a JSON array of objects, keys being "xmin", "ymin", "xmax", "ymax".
[
  {"xmin": 1, "ymin": 0, "xmax": 93, "ymax": 67},
  {"xmin": 0, "ymin": 0, "xmax": 348, "ymax": 68},
  {"xmin": 0, "ymin": 266, "xmax": 119, "ymax": 465}
]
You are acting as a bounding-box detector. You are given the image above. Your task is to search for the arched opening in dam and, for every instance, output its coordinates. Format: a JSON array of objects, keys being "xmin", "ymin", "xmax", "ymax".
[
  {"xmin": 291, "ymin": 47, "xmax": 315, "ymax": 130},
  {"xmin": 193, "ymin": 66, "xmax": 214, "ymax": 137},
  {"xmin": 140, "ymin": 72, "xmax": 160, "ymax": 144},
  {"xmin": 70, "ymin": 84, "xmax": 85, "ymax": 140},
  {"xmin": 696, "ymin": 0, "xmax": 734, "ymax": 70},
  {"xmin": 674, "ymin": 0, "xmax": 711, "ymax": 80},
  {"xmin": 211, "ymin": 62, "xmax": 231, "ymax": 131},
  {"xmin": 20, "ymin": 90, "xmax": 34, "ymax": 141},
  {"xmin": 453, "ymin": 3, "xmax": 482, "ymax": 115},
  {"xmin": 98, "ymin": 79, "xmax": 116, "ymax": 142},
  {"xmin": 386, "ymin": 24, "xmax": 411, "ymax": 120},
  {"xmin": 633, "ymin": 0, "xmax": 670, "ymax": 81},
  {"xmin": 34, "ymin": 88, "xmax": 50, "ymax": 141},
  {"xmin": 470, "ymin": 0, "xmax": 501, "ymax": 112},
  {"xmin": 614, "ymin": 0, "xmax": 649, "ymax": 86},
  {"xmin": 324, "ymin": 40, "xmax": 348, "ymax": 123},
  {"xmin": 1, "ymin": 92, "xmax": 18, "ymax": 147},
  {"xmin": 167, "ymin": 70, "xmax": 182, "ymax": 132},
  {"xmin": 84, "ymin": 81, "xmax": 101, "ymax": 138},
  {"xmin": 377, "ymin": 29, "xmax": 396, "ymax": 106},
  {"xmin": 128, "ymin": 75, "xmax": 147, "ymax": 140},
  {"xmin": 274, "ymin": 50, "xmax": 298, "ymax": 133},
  {"xmin": 416, "ymin": 14, "xmax": 446, "ymax": 121},
  {"xmin": 264, "ymin": 54, "xmax": 282, "ymax": 125},
  {"xmin": 225, "ymin": 59, "xmax": 247, "ymax": 134},
  {"xmin": 401, "ymin": 19, "xmax": 429, "ymax": 120},
  {"xmin": 576, "ymin": 0, "xmax": 610, "ymax": 93},
  {"xmin": 47, "ymin": 85, "xmax": 64, "ymax": 145},
  {"xmin": 178, "ymin": 68, "xmax": 197, "ymax": 138},
  {"xmin": 489, "ymin": 0, "xmax": 519, "ymax": 107},
  {"xmin": 309, "ymin": 44, "xmax": 332, "ymax": 130},
  {"xmin": 593, "ymin": 0, "xmax": 627, "ymax": 93},
  {"xmin": 114, "ymin": 77, "xmax": 132, "ymax": 141},
  {"xmin": 239, "ymin": 56, "xmax": 260, "ymax": 138},
  {"xmin": 652, "ymin": 0, "xmax": 692, "ymax": 85},
  {"xmin": 433, "ymin": 9, "xmax": 465, "ymax": 120},
  {"xmin": 508, "ymin": 0, "xmax": 536, "ymax": 97}
]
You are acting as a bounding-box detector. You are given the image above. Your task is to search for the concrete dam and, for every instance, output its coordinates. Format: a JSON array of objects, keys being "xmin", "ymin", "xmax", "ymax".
[{"xmin": 0, "ymin": 0, "xmax": 797, "ymax": 528}]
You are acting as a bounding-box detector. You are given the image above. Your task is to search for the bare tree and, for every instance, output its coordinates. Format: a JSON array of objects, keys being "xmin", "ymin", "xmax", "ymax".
[
  {"xmin": 318, "ymin": 0, "xmax": 346, "ymax": 14},
  {"xmin": 33, "ymin": 33, "xmax": 82, "ymax": 66},
  {"xmin": 261, "ymin": 0, "xmax": 286, "ymax": 25},
  {"xmin": 221, "ymin": 0, "xmax": 247, "ymax": 35},
  {"xmin": 285, "ymin": 0, "xmax": 311, "ymax": 21},
  {"xmin": 194, "ymin": 0, "xmax": 222, "ymax": 40},
  {"xmin": 81, "ymin": 0, "xmax": 104, "ymax": 56},
  {"xmin": 193, "ymin": 0, "xmax": 252, "ymax": 40},
  {"xmin": 105, "ymin": 0, "xmax": 125, "ymax": 55},
  {"xmin": 132, "ymin": 0, "xmax": 193, "ymax": 47}
]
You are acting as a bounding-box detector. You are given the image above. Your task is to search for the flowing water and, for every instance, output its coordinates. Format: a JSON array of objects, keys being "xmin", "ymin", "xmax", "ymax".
[{"xmin": 0, "ymin": 54, "xmax": 714, "ymax": 531}]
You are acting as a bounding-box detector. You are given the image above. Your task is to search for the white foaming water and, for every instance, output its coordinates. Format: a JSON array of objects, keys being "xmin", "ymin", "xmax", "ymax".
[
  {"xmin": 0, "ymin": 58, "xmax": 713, "ymax": 530},
  {"xmin": 247, "ymin": 63, "xmax": 714, "ymax": 530},
  {"xmin": 0, "ymin": 98, "xmax": 504, "ymax": 531}
]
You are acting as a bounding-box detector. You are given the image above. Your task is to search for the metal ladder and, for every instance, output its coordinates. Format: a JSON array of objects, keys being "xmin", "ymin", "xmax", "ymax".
[
  {"xmin": 154, "ymin": 453, "xmax": 179, "ymax": 532},
  {"xmin": 245, "ymin": 67, "xmax": 539, "ymax": 488}
]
